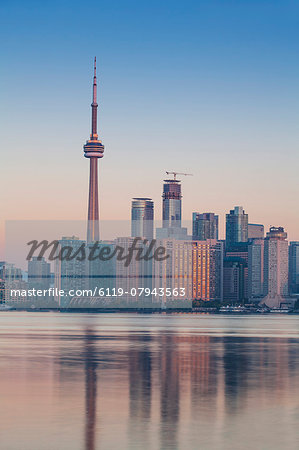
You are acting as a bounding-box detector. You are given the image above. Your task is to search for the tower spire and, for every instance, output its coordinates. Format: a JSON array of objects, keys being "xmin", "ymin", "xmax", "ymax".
[{"xmin": 91, "ymin": 56, "xmax": 98, "ymax": 138}]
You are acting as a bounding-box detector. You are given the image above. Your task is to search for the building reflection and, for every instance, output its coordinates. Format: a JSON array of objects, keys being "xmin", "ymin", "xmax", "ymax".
[
  {"xmin": 56, "ymin": 325, "xmax": 299, "ymax": 450},
  {"xmin": 159, "ymin": 333, "xmax": 180, "ymax": 450},
  {"xmin": 223, "ymin": 336, "xmax": 250, "ymax": 413},
  {"xmin": 128, "ymin": 334, "xmax": 152, "ymax": 449}
]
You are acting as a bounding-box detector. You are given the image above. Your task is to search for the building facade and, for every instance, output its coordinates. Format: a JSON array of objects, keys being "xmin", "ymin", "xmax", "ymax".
[
  {"xmin": 248, "ymin": 223, "xmax": 264, "ymax": 239},
  {"xmin": 154, "ymin": 239, "xmax": 192, "ymax": 307},
  {"xmin": 54, "ymin": 236, "xmax": 87, "ymax": 306},
  {"xmin": 225, "ymin": 206, "xmax": 248, "ymax": 250},
  {"xmin": 28, "ymin": 257, "xmax": 51, "ymax": 291},
  {"xmin": 248, "ymin": 238, "xmax": 264, "ymax": 300},
  {"xmin": 156, "ymin": 178, "xmax": 189, "ymax": 240},
  {"xmin": 192, "ymin": 213, "xmax": 219, "ymax": 241},
  {"xmin": 115, "ymin": 237, "xmax": 153, "ymax": 305},
  {"xmin": 262, "ymin": 227, "xmax": 289, "ymax": 308},
  {"xmin": 223, "ymin": 258, "xmax": 247, "ymax": 303},
  {"xmin": 131, "ymin": 198, "xmax": 154, "ymax": 240},
  {"xmin": 192, "ymin": 240, "xmax": 223, "ymax": 302},
  {"xmin": 0, "ymin": 262, "xmax": 26, "ymax": 303},
  {"xmin": 289, "ymin": 241, "xmax": 299, "ymax": 295}
]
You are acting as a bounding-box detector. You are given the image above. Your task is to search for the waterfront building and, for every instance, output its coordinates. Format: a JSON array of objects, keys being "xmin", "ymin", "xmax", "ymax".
[
  {"xmin": 223, "ymin": 257, "xmax": 248, "ymax": 303},
  {"xmin": 0, "ymin": 262, "xmax": 26, "ymax": 302},
  {"xmin": 153, "ymin": 239, "xmax": 192, "ymax": 307},
  {"xmin": 225, "ymin": 206, "xmax": 248, "ymax": 250},
  {"xmin": 225, "ymin": 244, "xmax": 248, "ymax": 301},
  {"xmin": 115, "ymin": 237, "xmax": 153, "ymax": 305},
  {"xmin": 192, "ymin": 213, "xmax": 219, "ymax": 241},
  {"xmin": 192, "ymin": 240, "xmax": 223, "ymax": 302},
  {"xmin": 54, "ymin": 236, "xmax": 87, "ymax": 306},
  {"xmin": 289, "ymin": 241, "xmax": 299, "ymax": 295},
  {"xmin": 88, "ymin": 240, "xmax": 116, "ymax": 293},
  {"xmin": 28, "ymin": 257, "xmax": 51, "ymax": 291},
  {"xmin": 131, "ymin": 198, "xmax": 154, "ymax": 240}
]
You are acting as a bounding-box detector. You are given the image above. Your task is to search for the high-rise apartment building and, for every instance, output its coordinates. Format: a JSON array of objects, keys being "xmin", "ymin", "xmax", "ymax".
[
  {"xmin": 154, "ymin": 239, "xmax": 192, "ymax": 307},
  {"xmin": 192, "ymin": 213, "xmax": 219, "ymax": 241},
  {"xmin": 131, "ymin": 198, "xmax": 154, "ymax": 240},
  {"xmin": 262, "ymin": 227, "xmax": 289, "ymax": 308},
  {"xmin": 192, "ymin": 240, "xmax": 223, "ymax": 302}
]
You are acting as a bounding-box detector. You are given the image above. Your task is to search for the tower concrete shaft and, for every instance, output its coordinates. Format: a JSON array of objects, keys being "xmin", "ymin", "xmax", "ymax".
[{"xmin": 84, "ymin": 57, "xmax": 104, "ymax": 243}]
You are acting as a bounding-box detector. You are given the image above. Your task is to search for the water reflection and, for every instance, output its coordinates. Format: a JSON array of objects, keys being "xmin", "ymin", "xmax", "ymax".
[
  {"xmin": 84, "ymin": 330, "xmax": 97, "ymax": 450},
  {"xmin": 1, "ymin": 315, "xmax": 299, "ymax": 450}
]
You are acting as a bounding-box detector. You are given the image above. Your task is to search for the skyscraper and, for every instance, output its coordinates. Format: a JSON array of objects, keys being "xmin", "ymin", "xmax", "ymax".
[
  {"xmin": 192, "ymin": 240, "xmax": 223, "ymax": 302},
  {"xmin": 225, "ymin": 206, "xmax": 248, "ymax": 250},
  {"xmin": 192, "ymin": 213, "xmax": 219, "ymax": 241},
  {"xmin": 83, "ymin": 58, "xmax": 104, "ymax": 243},
  {"xmin": 289, "ymin": 241, "xmax": 299, "ymax": 295},
  {"xmin": 162, "ymin": 179, "xmax": 182, "ymax": 228},
  {"xmin": 131, "ymin": 198, "xmax": 154, "ymax": 240},
  {"xmin": 156, "ymin": 177, "xmax": 189, "ymax": 240},
  {"xmin": 248, "ymin": 238, "xmax": 264, "ymax": 300},
  {"xmin": 261, "ymin": 227, "xmax": 289, "ymax": 308}
]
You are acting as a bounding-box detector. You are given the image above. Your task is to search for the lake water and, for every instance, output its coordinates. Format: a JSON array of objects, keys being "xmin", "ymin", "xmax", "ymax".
[{"xmin": 1, "ymin": 312, "xmax": 299, "ymax": 450}]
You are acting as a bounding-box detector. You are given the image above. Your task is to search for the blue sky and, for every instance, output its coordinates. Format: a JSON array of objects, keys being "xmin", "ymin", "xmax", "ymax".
[{"xmin": 1, "ymin": 0, "xmax": 299, "ymax": 243}]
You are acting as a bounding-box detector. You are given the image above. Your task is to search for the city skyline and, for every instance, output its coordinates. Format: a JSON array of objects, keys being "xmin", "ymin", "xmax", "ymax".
[
  {"xmin": 1, "ymin": 1, "xmax": 299, "ymax": 260},
  {"xmin": 2, "ymin": 3, "xmax": 299, "ymax": 450}
]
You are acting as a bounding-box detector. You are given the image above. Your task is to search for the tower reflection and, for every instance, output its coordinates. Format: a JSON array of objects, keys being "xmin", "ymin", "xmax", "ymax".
[{"xmin": 84, "ymin": 329, "xmax": 97, "ymax": 450}]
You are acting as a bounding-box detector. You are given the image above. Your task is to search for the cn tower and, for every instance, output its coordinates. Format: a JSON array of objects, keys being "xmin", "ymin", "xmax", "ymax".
[{"xmin": 84, "ymin": 57, "xmax": 104, "ymax": 243}]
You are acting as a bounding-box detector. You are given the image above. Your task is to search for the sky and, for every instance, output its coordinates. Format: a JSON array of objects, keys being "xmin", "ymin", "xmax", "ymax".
[{"xmin": 1, "ymin": 0, "xmax": 299, "ymax": 256}]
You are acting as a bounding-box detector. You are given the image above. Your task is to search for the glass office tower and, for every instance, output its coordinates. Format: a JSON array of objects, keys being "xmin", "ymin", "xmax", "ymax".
[{"xmin": 226, "ymin": 206, "xmax": 248, "ymax": 250}]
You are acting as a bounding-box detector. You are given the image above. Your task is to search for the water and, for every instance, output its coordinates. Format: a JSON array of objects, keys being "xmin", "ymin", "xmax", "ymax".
[{"xmin": 1, "ymin": 312, "xmax": 299, "ymax": 450}]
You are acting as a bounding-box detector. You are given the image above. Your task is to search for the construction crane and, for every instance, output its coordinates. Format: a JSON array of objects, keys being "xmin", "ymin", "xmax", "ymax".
[{"xmin": 165, "ymin": 171, "xmax": 193, "ymax": 181}]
